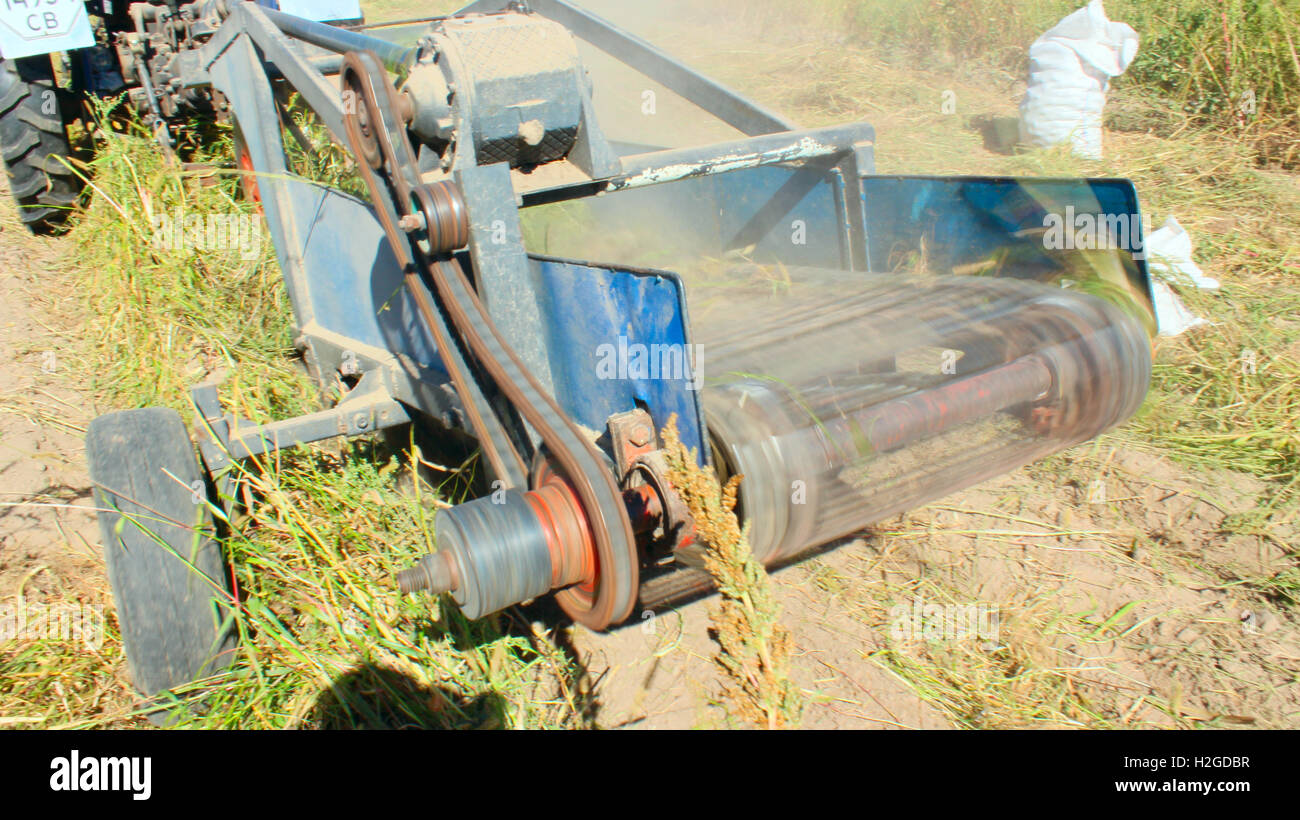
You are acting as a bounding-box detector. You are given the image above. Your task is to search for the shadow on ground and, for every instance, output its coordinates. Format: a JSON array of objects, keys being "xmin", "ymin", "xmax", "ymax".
[{"xmin": 308, "ymin": 663, "xmax": 508, "ymax": 729}]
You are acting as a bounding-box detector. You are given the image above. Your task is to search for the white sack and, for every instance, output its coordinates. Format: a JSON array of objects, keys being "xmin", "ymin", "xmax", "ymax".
[
  {"xmin": 1145, "ymin": 216, "xmax": 1218, "ymax": 337},
  {"xmin": 1019, "ymin": 0, "xmax": 1139, "ymax": 159},
  {"xmin": 1152, "ymin": 279, "xmax": 1210, "ymax": 337},
  {"xmin": 1146, "ymin": 216, "xmax": 1220, "ymax": 290}
]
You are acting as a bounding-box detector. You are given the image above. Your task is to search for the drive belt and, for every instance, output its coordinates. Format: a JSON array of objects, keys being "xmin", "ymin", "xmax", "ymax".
[{"xmin": 339, "ymin": 50, "xmax": 638, "ymax": 628}]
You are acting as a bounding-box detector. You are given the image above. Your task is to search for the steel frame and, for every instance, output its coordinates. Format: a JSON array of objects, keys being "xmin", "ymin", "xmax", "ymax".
[{"xmin": 186, "ymin": 0, "xmax": 880, "ymax": 478}]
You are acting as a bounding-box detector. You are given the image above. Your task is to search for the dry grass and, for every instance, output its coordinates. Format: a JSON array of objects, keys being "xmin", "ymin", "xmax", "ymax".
[{"xmin": 661, "ymin": 416, "xmax": 802, "ymax": 728}]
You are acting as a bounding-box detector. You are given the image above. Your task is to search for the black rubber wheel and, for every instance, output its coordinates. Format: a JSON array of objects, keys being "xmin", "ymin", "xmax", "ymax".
[
  {"xmin": 86, "ymin": 408, "xmax": 234, "ymax": 700},
  {"xmin": 0, "ymin": 55, "xmax": 82, "ymax": 232}
]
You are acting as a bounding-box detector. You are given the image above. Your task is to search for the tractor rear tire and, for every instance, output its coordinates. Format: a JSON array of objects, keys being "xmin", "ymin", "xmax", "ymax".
[
  {"xmin": 86, "ymin": 408, "xmax": 235, "ymax": 702},
  {"xmin": 0, "ymin": 55, "xmax": 82, "ymax": 233}
]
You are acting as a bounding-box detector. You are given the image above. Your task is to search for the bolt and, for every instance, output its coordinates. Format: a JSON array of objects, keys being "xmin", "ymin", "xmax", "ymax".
[
  {"xmin": 354, "ymin": 412, "xmax": 370, "ymax": 430},
  {"xmin": 628, "ymin": 424, "xmax": 652, "ymax": 448},
  {"xmin": 397, "ymin": 566, "xmax": 426, "ymax": 594},
  {"xmin": 398, "ymin": 552, "xmax": 455, "ymax": 594},
  {"xmin": 398, "ymin": 213, "xmax": 424, "ymax": 233}
]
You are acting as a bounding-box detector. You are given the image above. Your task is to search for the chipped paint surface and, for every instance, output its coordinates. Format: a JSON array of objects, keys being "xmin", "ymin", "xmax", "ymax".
[{"xmin": 613, "ymin": 135, "xmax": 842, "ymax": 191}]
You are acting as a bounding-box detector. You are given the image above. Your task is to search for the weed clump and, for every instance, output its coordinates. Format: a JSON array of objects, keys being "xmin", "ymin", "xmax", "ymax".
[{"xmin": 661, "ymin": 416, "xmax": 802, "ymax": 728}]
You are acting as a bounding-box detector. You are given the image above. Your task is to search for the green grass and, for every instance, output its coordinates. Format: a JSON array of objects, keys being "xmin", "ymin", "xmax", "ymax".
[
  {"xmin": 362, "ymin": 0, "xmax": 462, "ymax": 21},
  {"xmin": 143, "ymin": 443, "xmax": 590, "ymax": 729},
  {"xmin": 72, "ymin": 108, "xmax": 314, "ymax": 425}
]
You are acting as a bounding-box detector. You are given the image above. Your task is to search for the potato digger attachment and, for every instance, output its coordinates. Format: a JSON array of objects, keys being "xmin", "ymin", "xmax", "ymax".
[{"xmin": 83, "ymin": 1, "xmax": 1155, "ymax": 704}]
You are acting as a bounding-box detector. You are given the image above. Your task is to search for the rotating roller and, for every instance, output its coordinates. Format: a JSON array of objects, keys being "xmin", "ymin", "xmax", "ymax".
[{"xmin": 701, "ymin": 273, "xmax": 1151, "ymax": 567}]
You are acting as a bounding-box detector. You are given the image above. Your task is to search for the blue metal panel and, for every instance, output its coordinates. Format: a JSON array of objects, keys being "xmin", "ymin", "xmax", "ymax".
[
  {"xmin": 532, "ymin": 257, "xmax": 707, "ymax": 463},
  {"xmin": 295, "ymin": 193, "xmax": 707, "ymax": 461},
  {"xmin": 711, "ymin": 165, "xmax": 845, "ymax": 267},
  {"xmin": 857, "ymin": 176, "xmax": 1156, "ymax": 335},
  {"xmin": 860, "ymin": 176, "xmax": 1153, "ymax": 303},
  {"xmin": 295, "ymin": 185, "xmax": 443, "ymax": 370}
]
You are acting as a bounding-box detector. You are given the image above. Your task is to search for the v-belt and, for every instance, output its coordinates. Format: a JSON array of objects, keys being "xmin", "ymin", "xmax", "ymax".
[{"xmin": 338, "ymin": 50, "xmax": 639, "ymax": 628}]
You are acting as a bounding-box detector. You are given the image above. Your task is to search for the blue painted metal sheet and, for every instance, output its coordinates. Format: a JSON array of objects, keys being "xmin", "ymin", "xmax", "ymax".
[
  {"xmin": 532, "ymin": 256, "xmax": 707, "ymax": 463},
  {"xmin": 296, "ymin": 185, "xmax": 443, "ymax": 371},
  {"xmin": 296, "ymin": 194, "xmax": 706, "ymax": 460},
  {"xmin": 859, "ymin": 176, "xmax": 1155, "ymax": 330}
]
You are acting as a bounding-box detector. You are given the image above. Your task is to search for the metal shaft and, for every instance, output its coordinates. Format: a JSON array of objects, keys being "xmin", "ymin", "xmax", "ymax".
[{"xmin": 260, "ymin": 6, "xmax": 418, "ymax": 73}]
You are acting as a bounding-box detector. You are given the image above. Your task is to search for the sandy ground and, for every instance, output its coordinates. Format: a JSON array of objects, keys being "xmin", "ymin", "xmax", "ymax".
[
  {"xmin": 569, "ymin": 450, "xmax": 1299, "ymax": 728},
  {"xmin": 0, "ymin": 188, "xmax": 104, "ymax": 618}
]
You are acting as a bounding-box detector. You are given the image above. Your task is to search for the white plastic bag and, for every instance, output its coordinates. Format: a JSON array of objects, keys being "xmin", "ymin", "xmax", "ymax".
[
  {"xmin": 1151, "ymin": 279, "xmax": 1210, "ymax": 337},
  {"xmin": 1146, "ymin": 216, "xmax": 1220, "ymax": 290},
  {"xmin": 1145, "ymin": 216, "xmax": 1218, "ymax": 337},
  {"xmin": 1019, "ymin": 0, "xmax": 1139, "ymax": 159}
]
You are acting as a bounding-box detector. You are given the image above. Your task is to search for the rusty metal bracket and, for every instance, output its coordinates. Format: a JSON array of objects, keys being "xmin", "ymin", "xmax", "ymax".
[{"xmin": 192, "ymin": 370, "xmax": 411, "ymax": 472}]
